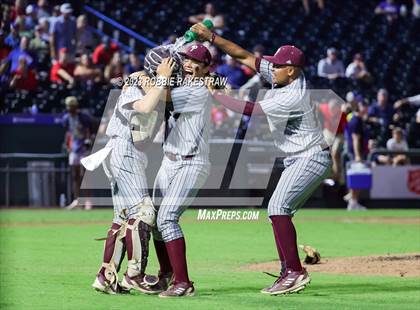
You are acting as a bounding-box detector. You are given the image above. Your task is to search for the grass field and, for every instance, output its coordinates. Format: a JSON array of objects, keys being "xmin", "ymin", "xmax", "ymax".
[{"xmin": 0, "ymin": 208, "xmax": 419, "ymax": 310}]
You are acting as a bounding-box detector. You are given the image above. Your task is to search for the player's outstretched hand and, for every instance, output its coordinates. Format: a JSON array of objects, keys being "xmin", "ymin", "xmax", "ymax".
[
  {"xmin": 191, "ymin": 23, "xmax": 213, "ymax": 42},
  {"xmin": 156, "ymin": 57, "xmax": 176, "ymax": 79}
]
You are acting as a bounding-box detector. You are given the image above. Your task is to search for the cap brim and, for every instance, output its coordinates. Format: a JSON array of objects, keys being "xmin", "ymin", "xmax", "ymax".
[
  {"xmin": 263, "ymin": 55, "xmax": 303, "ymax": 67},
  {"xmin": 263, "ymin": 55, "xmax": 283, "ymax": 65},
  {"xmin": 179, "ymin": 53, "xmax": 210, "ymax": 65}
]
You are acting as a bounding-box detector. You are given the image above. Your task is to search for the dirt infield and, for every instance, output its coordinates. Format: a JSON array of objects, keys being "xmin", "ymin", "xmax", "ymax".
[{"xmin": 244, "ymin": 254, "xmax": 420, "ymax": 277}]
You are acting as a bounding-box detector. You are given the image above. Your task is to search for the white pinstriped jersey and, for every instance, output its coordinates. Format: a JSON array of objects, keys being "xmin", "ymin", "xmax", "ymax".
[
  {"xmin": 106, "ymin": 86, "xmax": 145, "ymax": 140},
  {"xmin": 257, "ymin": 58, "xmax": 324, "ymax": 156},
  {"xmin": 163, "ymin": 85, "xmax": 211, "ymax": 157}
]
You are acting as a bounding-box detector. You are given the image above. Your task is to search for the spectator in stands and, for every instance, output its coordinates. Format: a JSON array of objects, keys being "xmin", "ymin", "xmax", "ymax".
[
  {"xmin": 0, "ymin": 36, "xmax": 33, "ymax": 75},
  {"xmin": 48, "ymin": 5, "xmax": 60, "ymax": 33},
  {"xmin": 124, "ymin": 52, "xmax": 142, "ymax": 76},
  {"xmin": 208, "ymin": 45, "xmax": 221, "ymax": 72},
  {"xmin": 4, "ymin": 24, "xmax": 20, "ymax": 48},
  {"xmin": 394, "ymin": 93, "xmax": 420, "ymax": 109},
  {"xmin": 29, "ymin": 25, "xmax": 48, "ymax": 52},
  {"xmin": 24, "ymin": 4, "xmax": 36, "ymax": 28},
  {"xmin": 317, "ymin": 47, "xmax": 345, "ymax": 80},
  {"xmin": 407, "ymin": 109, "xmax": 420, "ymax": 148},
  {"xmin": 9, "ymin": 55, "xmax": 38, "ymax": 91},
  {"xmin": 344, "ymin": 101, "xmax": 369, "ymax": 210},
  {"xmin": 14, "ymin": 15, "xmax": 32, "ymax": 38},
  {"xmin": 104, "ymin": 52, "xmax": 124, "ymax": 85},
  {"xmin": 216, "ymin": 55, "xmax": 247, "ymax": 89},
  {"xmin": 343, "ymin": 91, "xmax": 361, "ymax": 115},
  {"xmin": 76, "ymin": 15, "xmax": 95, "ymax": 55},
  {"xmin": 367, "ymin": 88, "xmax": 395, "ymax": 143},
  {"xmin": 238, "ymin": 45, "xmax": 266, "ymax": 101},
  {"xmin": 25, "ymin": 4, "xmax": 37, "ymax": 29},
  {"xmin": 0, "ymin": 32, "xmax": 11, "ymax": 62},
  {"xmin": 37, "ymin": 17, "xmax": 50, "ymax": 42},
  {"xmin": 386, "ymin": 127, "xmax": 409, "ymax": 166},
  {"xmin": 11, "ymin": 0, "xmax": 27, "ymax": 20},
  {"xmin": 1, "ymin": 4, "xmax": 12, "ymax": 23},
  {"xmin": 211, "ymin": 105, "xmax": 229, "ymax": 125},
  {"xmin": 242, "ymin": 45, "xmax": 265, "ymax": 78},
  {"xmin": 50, "ymin": 47, "xmax": 75, "ymax": 86},
  {"xmin": 413, "ymin": 0, "xmax": 420, "ymax": 18},
  {"xmin": 62, "ymin": 96, "xmax": 93, "ymax": 210},
  {"xmin": 36, "ymin": 0, "xmax": 50, "ymax": 20},
  {"xmin": 188, "ymin": 3, "xmax": 225, "ymax": 34},
  {"xmin": 74, "ymin": 53, "xmax": 101, "ymax": 83},
  {"xmin": 368, "ymin": 138, "xmax": 390, "ymax": 165},
  {"xmin": 345, "ymin": 53, "xmax": 372, "ymax": 83},
  {"xmin": 50, "ymin": 3, "xmax": 76, "ymax": 61},
  {"xmin": 375, "ymin": 0, "xmax": 400, "ymax": 23},
  {"xmin": 92, "ymin": 36, "xmax": 119, "ymax": 66},
  {"xmin": 319, "ymin": 98, "xmax": 347, "ymax": 186},
  {"xmin": 302, "ymin": 0, "xmax": 325, "ymax": 15},
  {"xmin": 211, "ymin": 105, "xmax": 234, "ymax": 137}
]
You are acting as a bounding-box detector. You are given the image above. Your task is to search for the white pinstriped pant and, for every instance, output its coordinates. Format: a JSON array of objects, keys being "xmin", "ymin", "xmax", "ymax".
[
  {"xmin": 102, "ymin": 137, "xmax": 149, "ymax": 224},
  {"xmin": 153, "ymin": 156, "xmax": 210, "ymax": 242},
  {"xmin": 268, "ymin": 150, "xmax": 332, "ymax": 217}
]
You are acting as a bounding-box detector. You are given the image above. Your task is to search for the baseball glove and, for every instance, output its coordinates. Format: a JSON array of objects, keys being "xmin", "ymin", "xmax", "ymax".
[{"xmin": 299, "ymin": 245, "xmax": 321, "ymax": 265}]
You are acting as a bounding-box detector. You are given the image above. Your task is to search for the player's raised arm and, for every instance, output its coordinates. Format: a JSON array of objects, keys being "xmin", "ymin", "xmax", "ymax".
[
  {"xmin": 132, "ymin": 57, "xmax": 175, "ymax": 114},
  {"xmin": 212, "ymin": 92, "xmax": 264, "ymax": 116},
  {"xmin": 191, "ymin": 23, "xmax": 256, "ymax": 71}
]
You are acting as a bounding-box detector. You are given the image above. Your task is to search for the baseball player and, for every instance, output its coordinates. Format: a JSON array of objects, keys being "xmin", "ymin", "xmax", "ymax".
[
  {"xmin": 192, "ymin": 23, "xmax": 332, "ymax": 295},
  {"xmin": 134, "ymin": 43, "xmax": 213, "ymax": 297},
  {"xmin": 86, "ymin": 49, "xmax": 175, "ymax": 294},
  {"xmin": 62, "ymin": 96, "xmax": 93, "ymax": 210}
]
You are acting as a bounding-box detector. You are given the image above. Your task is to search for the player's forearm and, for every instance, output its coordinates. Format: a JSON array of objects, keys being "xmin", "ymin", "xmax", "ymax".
[
  {"xmin": 132, "ymin": 86, "xmax": 167, "ymax": 114},
  {"xmin": 352, "ymin": 134, "xmax": 363, "ymax": 160},
  {"xmin": 213, "ymin": 92, "xmax": 264, "ymax": 116},
  {"xmin": 212, "ymin": 35, "xmax": 256, "ymax": 69}
]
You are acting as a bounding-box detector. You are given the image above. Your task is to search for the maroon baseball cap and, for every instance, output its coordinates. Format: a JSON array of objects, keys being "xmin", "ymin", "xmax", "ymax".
[
  {"xmin": 179, "ymin": 42, "xmax": 212, "ymax": 65},
  {"xmin": 263, "ymin": 45, "xmax": 305, "ymax": 67}
]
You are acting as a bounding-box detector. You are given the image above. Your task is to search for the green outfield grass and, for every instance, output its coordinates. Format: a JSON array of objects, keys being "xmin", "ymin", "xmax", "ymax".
[{"xmin": 0, "ymin": 208, "xmax": 419, "ymax": 310}]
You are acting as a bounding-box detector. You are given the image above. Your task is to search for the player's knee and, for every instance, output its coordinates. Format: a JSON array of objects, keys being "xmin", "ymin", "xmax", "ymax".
[
  {"xmin": 129, "ymin": 197, "xmax": 156, "ymax": 227},
  {"xmin": 156, "ymin": 215, "xmax": 180, "ymax": 240},
  {"xmin": 156, "ymin": 215, "xmax": 169, "ymax": 233},
  {"xmin": 268, "ymin": 204, "xmax": 294, "ymax": 217},
  {"xmin": 267, "ymin": 200, "xmax": 279, "ymax": 216},
  {"xmin": 111, "ymin": 216, "xmax": 124, "ymax": 227}
]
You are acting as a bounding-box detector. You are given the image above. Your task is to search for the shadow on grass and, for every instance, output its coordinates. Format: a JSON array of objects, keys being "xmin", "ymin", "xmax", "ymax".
[{"xmin": 200, "ymin": 281, "xmax": 420, "ymax": 297}]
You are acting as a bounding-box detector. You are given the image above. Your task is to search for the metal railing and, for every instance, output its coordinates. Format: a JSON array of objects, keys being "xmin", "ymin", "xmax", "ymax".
[
  {"xmin": 0, "ymin": 153, "xmax": 70, "ymax": 207},
  {"xmin": 83, "ymin": 5, "xmax": 158, "ymax": 53},
  {"xmin": 368, "ymin": 148, "xmax": 420, "ymax": 162}
]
